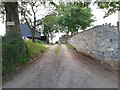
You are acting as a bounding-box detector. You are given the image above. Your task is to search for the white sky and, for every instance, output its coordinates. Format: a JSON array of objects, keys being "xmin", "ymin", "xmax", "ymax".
[
  {"xmin": 0, "ymin": 3, "xmax": 118, "ymax": 43},
  {"xmin": 90, "ymin": 4, "xmax": 118, "ymax": 26}
]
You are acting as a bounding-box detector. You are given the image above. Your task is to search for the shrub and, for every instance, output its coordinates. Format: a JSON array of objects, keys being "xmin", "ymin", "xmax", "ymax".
[
  {"xmin": 2, "ymin": 31, "xmax": 28, "ymax": 75},
  {"xmin": 2, "ymin": 31, "xmax": 48, "ymax": 75},
  {"xmin": 34, "ymin": 40, "xmax": 42, "ymax": 44}
]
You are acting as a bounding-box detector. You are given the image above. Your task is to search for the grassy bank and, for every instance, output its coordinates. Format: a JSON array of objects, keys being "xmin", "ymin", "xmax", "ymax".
[
  {"xmin": 66, "ymin": 44, "xmax": 75, "ymax": 50},
  {"xmin": 25, "ymin": 40, "xmax": 48, "ymax": 58},
  {"xmin": 3, "ymin": 39, "xmax": 48, "ymax": 75},
  {"xmin": 54, "ymin": 45, "xmax": 61, "ymax": 54}
]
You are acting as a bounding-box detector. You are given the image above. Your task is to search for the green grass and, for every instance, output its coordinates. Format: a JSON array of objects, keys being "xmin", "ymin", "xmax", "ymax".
[
  {"xmin": 2, "ymin": 31, "xmax": 30, "ymax": 75},
  {"xmin": 3, "ymin": 40, "xmax": 48, "ymax": 75},
  {"xmin": 2, "ymin": 52, "xmax": 29, "ymax": 75},
  {"xmin": 54, "ymin": 45, "xmax": 61, "ymax": 54},
  {"xmin": 66, "ymin": 44, "xmax": 75, "ymax": 50},
  {"xmin": 25, "ymin": 40, "xmax": 48, "ymax": 58}
]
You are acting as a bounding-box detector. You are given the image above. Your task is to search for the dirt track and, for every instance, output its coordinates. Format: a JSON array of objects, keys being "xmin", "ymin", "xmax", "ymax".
[{"xmin": 3, "ymin": 44, "xmax": 118, "ymax": 88}]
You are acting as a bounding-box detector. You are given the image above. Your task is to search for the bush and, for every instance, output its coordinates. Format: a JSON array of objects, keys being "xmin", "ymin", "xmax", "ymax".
[
  {"xmin": 2, "ymin": 31, "xmax": 48, "ymax": 75},
  {"xmin": 34, "ymin": 40, "xmax": 42, "ymax": 44},
  {"xmin": 2, "ymin": 31, "xmax": 28, "ymax": 75}
]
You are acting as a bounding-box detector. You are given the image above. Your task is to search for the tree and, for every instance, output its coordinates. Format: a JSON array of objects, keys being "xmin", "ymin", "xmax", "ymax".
[
  {"xmin": 19, "ymin": 1, "xmax": 56, "ymax": 42},
  {"xmin": 57, "ymin": 2, "xmax": 94, "ymax": 36},
  {"xmin": 95, "ymin": 1, "xmax": 120, "ymax": 18},
  {"xmin": 4, "ymin": 2, "xmax": 20, "ymax": 34},
  {"xmin": 1, "ymin": 1, "xmax": 28, "ymax": 75},
  {"xmin": 0, "ymin": 2, "xmax": 5, "ymax": 23},
  {"xmin": 20, "ymin": 1, "xmax": 42, "ymax": 42},
  {"xmin": 43, "ymin": 13, "xmax": 60, "ymax": 43}
]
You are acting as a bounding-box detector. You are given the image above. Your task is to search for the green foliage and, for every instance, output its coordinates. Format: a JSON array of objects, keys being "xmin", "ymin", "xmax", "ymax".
[
  {"xmin": 0, "ymin": 2, "xmax": 6, "ymax": 23},
  {"xmin": 2, "ymin": 31, "xmax": 48, "ymax": 75},
  {"xmin": 25, "ymin": 40, "xmax": 48, "ymax": 58},
  {"xmin": 34, "ymin": 40, "xmax": 42, "ymax": 44},
  {"xmin": 96, "ymin": 2, "xmax": 120, "ymax": 18},
  {"xmin": 66, "ymin": 44, "xmax": 75, "ymax": 50},
  {"xmin": 42, "ymin": 2, "xmax": 94, "ymax": 41},
  {"xmin": 43, "ymin": 13, "xmax": 60, "ymax": 41},
  {"xmin": 2, "ymin": 31, "xmax": 28, "ymax": 75},
  {"xmin": 57, "ymin": 2, "xmax": 94, "ymax": 35},
  {"xmin": 43, "ymin": 13, "xmax": 60, "ymax": 32},
  {"xmin": 2, "ymin": 53, "xmax": 29, "ymax": 75},
  {"xmin": 42, "ymin": 2, "xmax": 94, "ymax": 37},
  {"xmin": 54, "ymin": 45, "xmax": 61, "ymax": 54}
]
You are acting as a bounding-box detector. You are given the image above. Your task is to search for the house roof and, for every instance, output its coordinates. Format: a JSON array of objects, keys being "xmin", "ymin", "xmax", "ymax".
[{"xmin": 20, "ymin": 24, "xmax": 41, "ymax": 38}]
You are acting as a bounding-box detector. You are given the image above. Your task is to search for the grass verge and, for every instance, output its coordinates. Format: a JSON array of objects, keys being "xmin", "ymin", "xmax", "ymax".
[
  {"xmin": 25, "ymin": 40, "xmax": 48, "ymax": 58},
  {"xmin": 54, "ymin": 45, "xmax": 61, "ymax": 54},
  {"xmin": 66, "ymin": 44, "xmax": 75, "ymax": 50},
  {"xmin": 3, "ymin": 40, "xmax": 48, "ymax": 75}
]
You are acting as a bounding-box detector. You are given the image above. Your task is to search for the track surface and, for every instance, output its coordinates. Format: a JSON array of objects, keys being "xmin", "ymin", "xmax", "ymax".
[{"xmin": 3, "ymin": 44, "xmax": 118, "ymax": 88}]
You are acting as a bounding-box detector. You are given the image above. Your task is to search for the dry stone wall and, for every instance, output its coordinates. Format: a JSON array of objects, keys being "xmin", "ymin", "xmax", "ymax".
[{"xmin": 68, "ymin": 25, "xmax": 119, "ymax": 67}]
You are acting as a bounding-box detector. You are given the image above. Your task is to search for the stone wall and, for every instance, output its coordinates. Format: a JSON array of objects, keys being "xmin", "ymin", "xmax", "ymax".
[
  {"xmin": 59, "ymin": 35, "xmax": 71, "ymax": 43},
  {"xmin": 68, "ymin": 25, "xmax": 119, "ymax": 67}
]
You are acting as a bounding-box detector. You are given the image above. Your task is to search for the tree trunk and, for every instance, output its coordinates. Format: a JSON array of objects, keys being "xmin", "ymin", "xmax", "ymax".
[
  {"xmin": 47, "ymin": 34, "xmax": 49, "ymax": 44},
  {"xmin": 4, "ymin": 2, "xmax": 20, "ymax": 35},
  {"xmin": 71, "ymin": 32, "xmax": 73, "ymax": 37},
  {"xmin": 66, "ymin": 31, "xmax": 69, "ymax": 36},
  {"xmin": 31, "ymin": 30, "xmax": 35, "ymax": 42}
]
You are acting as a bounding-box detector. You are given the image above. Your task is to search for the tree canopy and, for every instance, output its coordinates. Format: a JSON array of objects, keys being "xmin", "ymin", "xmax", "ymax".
[
  {"xmin": 42, "ymin": 13, "xmax": 60, "ymax": 42},
  {"xmin": 57, "ymin": 2, "xmax": 94, "ymax": 36}
]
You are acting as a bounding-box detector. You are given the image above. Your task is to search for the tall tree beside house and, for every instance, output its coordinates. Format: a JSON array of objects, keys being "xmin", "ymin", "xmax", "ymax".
[
  {"xmin": 1, "ymin": 2, "xmax": 27, "ymax": 75},
  {"xmin": 4, "ymin": 2, "xmax": 20, "ymax": 34},
  {"xmin": 20, "ymin": 1, "xmax": 40, "ymax": 42},
  {"xmin": 42, "ymin": 13, "xmax": 60, "ymax": 43},
  {"xmin": 19, "ymin": 1, "xmax": 55, "ymax": 42}
]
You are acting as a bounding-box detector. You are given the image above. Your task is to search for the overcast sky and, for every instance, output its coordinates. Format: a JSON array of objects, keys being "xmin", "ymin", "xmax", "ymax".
[
  {"xmin": 0, "ymin": 2, "xmax": 118, "ymax": 42},
  {"xmin": 90, "ymin": 4, "xmax": 118, "ymax": 26}
]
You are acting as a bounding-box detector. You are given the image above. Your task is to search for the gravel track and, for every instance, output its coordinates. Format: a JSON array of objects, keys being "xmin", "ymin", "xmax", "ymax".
[{"xmin": 3, "ymin": 44, "xmax": 118, "ymax": 88}]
